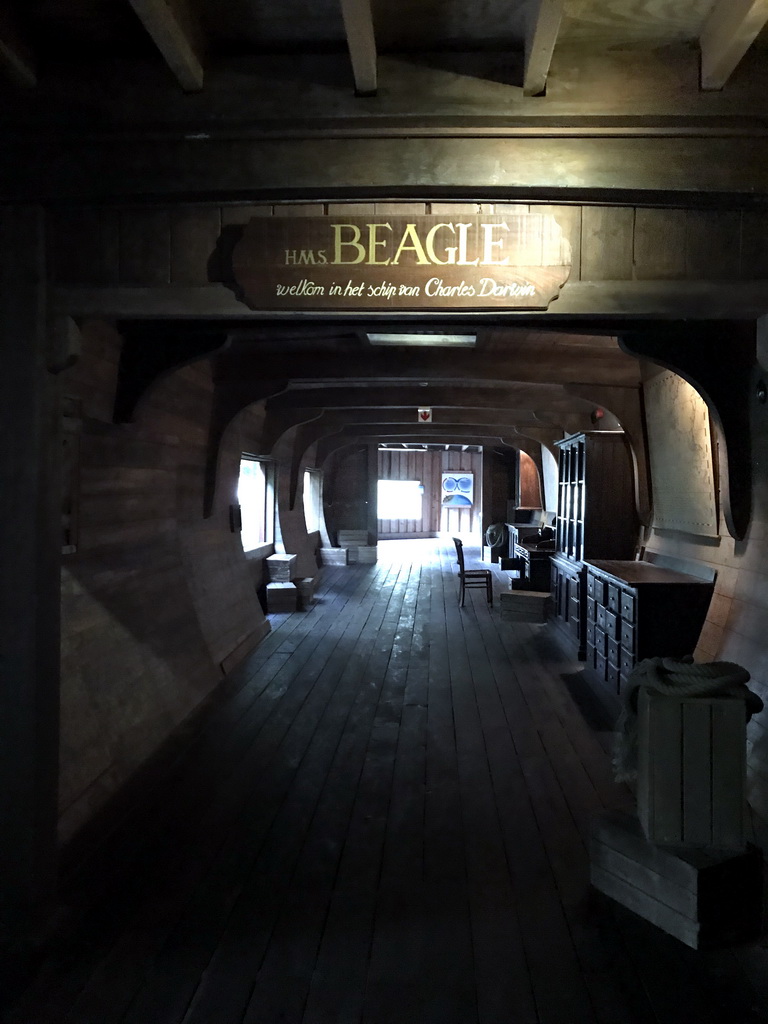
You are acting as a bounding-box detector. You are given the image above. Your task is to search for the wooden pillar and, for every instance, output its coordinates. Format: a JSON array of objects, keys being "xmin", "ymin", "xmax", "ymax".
[
  {"xmin": 366, "ymin": 442, "xmax": 378, "ymax": 544},
  {"xmin": 0, "ymin": 206, "xmax": 60, "ymax": 937}
]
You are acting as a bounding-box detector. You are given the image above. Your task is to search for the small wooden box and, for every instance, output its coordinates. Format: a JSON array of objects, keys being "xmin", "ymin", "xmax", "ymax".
[
  {"xmin": 637, "ymin": 690, "xmax": 747, "ymax": 850},
  {"xmin": 266, "ymin": 553, "xmax": 298, "ymax": 581},
  {"xmin": 337, "ymin": 530, "xmax": 368, "ymax": 547},
  {"xmin": 356, "ymin": 545, "xmax": 378, "ymax": 564},
  {"xmin": 320, "ymin": 547, "xmax": 348, "ymax": 566},
  {"xmin": 266, "ymin": 581, "xmax": 298, "ymax": 613},
  {"xmin": 499, "ymin": 590, "xmax": 549, "ymax": 622},
  {"xmin": 591, "ymin": 810, "xmax": 762, "ymax": 949},
  {"xmin": 296, "ymin": 577, "xmax": 317, "ymax": 609}
]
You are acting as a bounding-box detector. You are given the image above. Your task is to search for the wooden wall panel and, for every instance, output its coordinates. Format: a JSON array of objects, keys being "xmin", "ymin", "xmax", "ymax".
[
  {"xmin": 634, "ymin": 208, "xmax": 687, "ymax": 281},
  {"xmin": 376, "ymin": 449, "xmax": 484, "ymax": 538},
  {"xmin": 52, "ymin": 207, "xmax": 120, "ymax": 286},
  {"xmin": 430, "ymin": 202, "xmax": 492, "ymax": 214},
  {"xmin": 119, "ymin": 208, "xmax": 171, "ymax": 285},
  {"xmin": 325, "ymin": 446, "xmax": 369, "ymax": 542},
  {"xmin": 377, "ymin": 449, "xmax": 431, "ymax": 537},
  {"xmin": 740, "ymin": 211, "xmax": 768, "ymax": 279},
  {"xmin": 537, "ymin": 204, "xmax": 582, "ymax": 280},
  {"xmin": 686, "ymin": 210, "xmax": 742, "ymax": 280},
  {"xmin": 327, "ymin": 203, "xmax": 376, "ymax": 216},
  {"xmin": 581, "ymin": 206, "xmax": 634, "ymax": 281},
  {"xmin": 272, "ymin": 203, "xmax": 325, "ymax": 217},
  {"xmin": 58, "ymin": 320, "xmax": 269, "ymax": 842},
  {"xmin": 0, "ymin": 206, "xmax": 60, "ymax": 927},
  {"xmin": 221, "ymin": 204, "xmax": 272, "ymax": 225},
  {"xmin": 170, "ymin": 207, "xmax": 221, "ymax": 285}
]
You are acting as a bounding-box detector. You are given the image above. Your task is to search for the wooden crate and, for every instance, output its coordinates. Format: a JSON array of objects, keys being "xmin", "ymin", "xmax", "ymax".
[
  {"xmin": 499, "ymin": 590, "xmax": 549, "ymax": 622},
  {"xmin": 320, "ymin": 547, "xmax": 348, "ymax": 566},
  {"xmin": 266, "ymin": 553, "xmax": 298, "ymax": 581},
  {"xmin": 637, "ymin": 690, "xmax": 746, "ymax": 850},
  {"xmin": 296, "ymin": 577, "xmax": 317, "ymax": 609},
  {"xmin": 356, "ymin": 545, "xmax": 378, "ymax": 564},
  {"xmin": 337, "ymin": 530, "xmax": 368, "ymax": 546},
  {"xmin": 591, "ymin": 809, "xmax": 762, "ymax": 949},
  {"xmin": 266, "ymin": 582, "xmax": 298, "ymax": 613}
]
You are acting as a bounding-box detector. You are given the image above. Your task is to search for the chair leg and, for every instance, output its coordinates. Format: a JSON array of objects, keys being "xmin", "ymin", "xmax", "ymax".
[{"xmin": 459, "ymin": 578, "xmax": 465, "ymax": 606}]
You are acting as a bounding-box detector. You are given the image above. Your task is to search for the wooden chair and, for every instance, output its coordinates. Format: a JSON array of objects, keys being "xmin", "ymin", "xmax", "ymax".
[{"xmin": 452, "ymin": 537, "xmax": 493, "ymax": 607}]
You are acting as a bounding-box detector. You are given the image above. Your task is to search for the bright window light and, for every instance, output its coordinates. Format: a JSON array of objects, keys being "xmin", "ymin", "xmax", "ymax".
[
  {"xmin": 377, "ymin": 479, "xmax": 423, "ymax": 520},
  {"xmin": 303, "ymin": 469, "xmax": 323, "ymax": 533},
  {"xmin": 239, "ymin": 457, "xmax": 273, "ymax": 551}
]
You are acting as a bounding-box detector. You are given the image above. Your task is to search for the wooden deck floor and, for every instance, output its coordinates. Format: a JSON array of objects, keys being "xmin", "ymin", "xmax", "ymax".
[{"xmin": 3, "ymin": 537, "xmax": 768, "ymax": 1024}]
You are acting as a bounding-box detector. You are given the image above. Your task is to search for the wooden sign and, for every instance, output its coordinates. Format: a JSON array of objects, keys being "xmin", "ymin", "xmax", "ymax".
[{"xmin": 230, "ymin": 214, "xmax": 571, "ymax": 312}]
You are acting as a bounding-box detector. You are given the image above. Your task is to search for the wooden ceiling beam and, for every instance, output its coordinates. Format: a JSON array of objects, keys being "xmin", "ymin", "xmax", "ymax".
[
  {"xmin": 339, "ymin": 0, "xmax": 377, "ymax": 95},
  {"xmin": 523, "ymin": 0, "xmax": 565, "ymax": 97},
  {"xmin": 127, "ymin": 0, "xmax": 204, "ymax": 92},
  {"xmin": 266, "ymin": 384, "xmax": 581, "ymax": 413},
  {"xmin": 0, "ymin": 13, "xmax": 35, "ymax": 88},
  {"xmin": 700, "ymin": 0, "xmax": 768, "ymax": 90}
]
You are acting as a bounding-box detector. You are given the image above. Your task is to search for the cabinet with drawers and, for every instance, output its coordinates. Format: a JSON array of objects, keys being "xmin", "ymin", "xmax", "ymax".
[
  {"xmin": 550, "ymin": 432, "xmax": 637, "ymax": 656},
  {"xmin": 584, "ymin": 560, "xmax": 716, "ymax": 693},
  {"xmin": 551, "ymin": 553, "xmax": 585, "ymax": 650}
]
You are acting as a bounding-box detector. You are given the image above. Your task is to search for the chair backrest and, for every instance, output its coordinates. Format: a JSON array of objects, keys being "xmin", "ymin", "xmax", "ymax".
[{"xmin": 452, "ymin": 537, "xmax": 466, "ymax": 572}]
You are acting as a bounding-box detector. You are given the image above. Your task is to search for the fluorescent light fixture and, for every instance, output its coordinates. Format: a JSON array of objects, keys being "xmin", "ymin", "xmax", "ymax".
[{"xmin": 367, "ymin": 333, "xmax": 476, "ymax": 348}]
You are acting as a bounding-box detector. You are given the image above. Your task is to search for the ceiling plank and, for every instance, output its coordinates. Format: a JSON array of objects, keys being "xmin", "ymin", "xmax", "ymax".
[
  {"xmin": 0, "ymin": 13, "xmax": 35, "ymax": 88},
  {"xmin": 700, "ymin": 0, "xmax": 768, "ymax": 91},
  {"xmin": 127, "ymin": 0, "xmax": 204, "ymax": 92},
  {"xmin": 339, "ymin": 0, "xmax": 377, "ymax": 95},
  {"xmin": 523, "ymin": 0, "xmax": 565, "ymax": 97}
]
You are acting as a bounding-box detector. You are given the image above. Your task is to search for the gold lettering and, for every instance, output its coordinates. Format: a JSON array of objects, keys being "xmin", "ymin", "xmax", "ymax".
[
  {"xmin": 481, "ymin": 223, "xmax": 509, "ymax": 266},
  {"xmin": 391, "ymin": 223, "xmax": 430, "ymax": 266},
  {"xmin": 367, "ymin": 223, "xmax": 392, "ymax": 265},
  {"xmin": 332, "ymin": 224, "xmax": 366, "ymax": 264},
  {"xmin": 456, "ymin": 223, "xmax": 479, "ymax": 266},
  {"xmin": 425, "ymin": 223, "xmax": 456, "ymax": 265}
]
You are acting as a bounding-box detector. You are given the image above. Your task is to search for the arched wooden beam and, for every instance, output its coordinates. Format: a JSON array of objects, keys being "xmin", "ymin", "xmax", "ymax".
[
  {"xmin": 217, "ymin": 341, "xmax": 641, "ymax": 390},
  {"xmin": 287, "ymin": 418, "xmax": 345, "ymax": 511},
  {"xmin": 564, "ymin": 383, "xmax": 651, "ymax": 526},
  {"xmin": 316, "ymin": 431, "xmax": 518, "ymax": 468},
  {"xmin": 292, "ymin": 418, "xmax": 542, "ymax": 508},
  {"xmin": 619, "ymin": 322, "xmax": 755, "ymax": 541},
  {"xmin": 113, "ymin": 321, "xmax": 230, "ymax": 424},
  {"xmin": 203, "ymin": 377, "xmax": 289, "ymax": 517},
  {"xmin": 512, "ymin": 426, "xmax": 561, "ymax": 457},
  {"xmin": 261, "ymin": 406, "xmax": 325, "ymax": 455},
  {"xmin": 270, "ymin": 403, "xmax": 548, "ymax": 467},
  {"xmin": 532, "ymin": 409, "xmax": 594, "ymax": 435},
  {"xmin": 264, "ymin": 382, "xmax": 589, "ymax": 413}
]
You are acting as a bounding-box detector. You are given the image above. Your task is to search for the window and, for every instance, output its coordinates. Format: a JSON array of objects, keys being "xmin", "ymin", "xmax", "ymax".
[
  {"xmin": 303, "ymin": 469, "xmax": 323, "ymax": 533},
  {"xmin": 377, "ymin": 479, "xmax": 423, "ymax": 520},
  {"xmin": 238, "ymin": 456, "xmax": 275, "ymax": 552}
]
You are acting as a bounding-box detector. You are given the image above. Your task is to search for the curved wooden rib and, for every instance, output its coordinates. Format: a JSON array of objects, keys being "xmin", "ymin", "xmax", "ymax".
[
  {"xmin": 564, "ymin": 383, "xmax": 650, "ymax": 526},
  {"xmin": 619, "ymin": 323, "xmax": 755, "ymax": 541}
]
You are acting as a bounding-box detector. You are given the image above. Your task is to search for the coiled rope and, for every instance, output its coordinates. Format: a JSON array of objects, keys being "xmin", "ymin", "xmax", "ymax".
[{"xmin": 613, "ymin": 656, "xmax": 763, "ymax": 783}]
